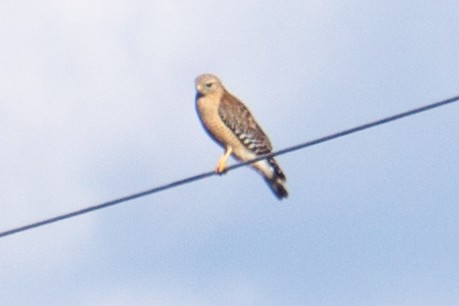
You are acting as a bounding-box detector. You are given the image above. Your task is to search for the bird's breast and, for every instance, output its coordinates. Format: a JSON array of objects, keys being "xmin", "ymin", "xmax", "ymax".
[{"xmin": 196, "ymin": 96, "xmax": 247, "ymax": 154}]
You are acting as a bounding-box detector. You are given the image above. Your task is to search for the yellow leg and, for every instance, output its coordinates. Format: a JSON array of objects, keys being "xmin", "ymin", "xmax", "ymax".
[{"xmin": 216, "ymin": 146, "xmax": 232, "ymax": 174}]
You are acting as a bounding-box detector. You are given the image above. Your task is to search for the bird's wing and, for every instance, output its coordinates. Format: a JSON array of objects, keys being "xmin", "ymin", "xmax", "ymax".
[{"xmin": 218, "ymin": 91, "xmax": 273, "ymax": 155}]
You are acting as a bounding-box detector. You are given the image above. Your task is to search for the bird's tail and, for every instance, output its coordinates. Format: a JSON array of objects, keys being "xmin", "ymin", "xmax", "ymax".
[{"xmin": 264, "ymin": 158, "xmax": 288, "ymax": 200}]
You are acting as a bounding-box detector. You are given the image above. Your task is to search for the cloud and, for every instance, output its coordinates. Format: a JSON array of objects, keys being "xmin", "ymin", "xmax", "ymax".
[{"xmin": 1, "ymin": 1, "xmax": 459, "ymax": 305}]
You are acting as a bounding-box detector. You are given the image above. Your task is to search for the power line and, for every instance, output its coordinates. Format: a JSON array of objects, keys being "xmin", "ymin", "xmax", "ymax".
[
  {"xmin": 226, "ymin": 94, "xmax": 459, "ymax": 171},
  {"xmin": 1, "ymin": 95, "xmax": 458, "ymax": 239}
]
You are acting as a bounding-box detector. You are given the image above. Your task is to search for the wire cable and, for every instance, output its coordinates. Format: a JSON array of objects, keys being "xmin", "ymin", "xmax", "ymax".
[{"xmin": 1, "ymin": 95, "xmax": 458, "ymax": 239}]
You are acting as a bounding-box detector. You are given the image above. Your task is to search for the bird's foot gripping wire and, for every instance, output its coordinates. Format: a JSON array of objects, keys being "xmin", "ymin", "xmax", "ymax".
[{"xmin": 216, "ymin": 147, "xmax": 232, "ymax": 175}]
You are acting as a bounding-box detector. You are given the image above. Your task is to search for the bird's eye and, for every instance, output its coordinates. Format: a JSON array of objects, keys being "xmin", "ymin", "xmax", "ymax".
[{"xmin": 205, "ymin": 82, "xmax": 213, "ymax": 88}]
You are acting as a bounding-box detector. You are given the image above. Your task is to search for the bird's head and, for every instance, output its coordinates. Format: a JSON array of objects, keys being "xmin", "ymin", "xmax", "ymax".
[{"xmin": 195, "ymin": 74, "xmax": 223, "ymax": 97}]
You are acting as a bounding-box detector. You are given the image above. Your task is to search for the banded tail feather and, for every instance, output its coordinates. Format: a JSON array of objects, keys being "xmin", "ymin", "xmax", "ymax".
[{"xmin": 265, "ymin": 158, "xmax": 288, "ymax": 200}]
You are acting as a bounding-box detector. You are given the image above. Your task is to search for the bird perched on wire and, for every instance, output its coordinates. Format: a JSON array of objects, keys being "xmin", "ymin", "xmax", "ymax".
[{"xmin": 195, "ymin": 74, "xmax": 288, "ymax": 200}]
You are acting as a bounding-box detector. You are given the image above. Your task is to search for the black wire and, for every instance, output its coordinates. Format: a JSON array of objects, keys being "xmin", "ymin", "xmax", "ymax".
[
  {"xmin": 0, "ymin": 171, "xmax": 216, "ymax": 238},
  {"xmin": 226, "ymin": 94, "xmax": 459, "ymax": 171},
  {"xmin": 1, "ymin": 95, "xmax": 458, "ymax": 239}
]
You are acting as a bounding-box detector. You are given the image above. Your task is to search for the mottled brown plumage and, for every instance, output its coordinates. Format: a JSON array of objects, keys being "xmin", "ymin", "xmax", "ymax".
[{"xmin": 195, "ymin": 74, "xmax": 288, "ymax": 200}]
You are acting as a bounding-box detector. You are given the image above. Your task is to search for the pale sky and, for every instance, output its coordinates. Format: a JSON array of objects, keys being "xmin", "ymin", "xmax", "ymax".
[{"xmin": 1, "ymin": 1, "xmax": 458, "ymax": 305}]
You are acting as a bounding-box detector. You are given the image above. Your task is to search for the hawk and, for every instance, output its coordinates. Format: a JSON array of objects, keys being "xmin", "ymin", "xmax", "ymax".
[{"xmin": 195, "ymin": 74, "xmax": 288, "ymax": 200}]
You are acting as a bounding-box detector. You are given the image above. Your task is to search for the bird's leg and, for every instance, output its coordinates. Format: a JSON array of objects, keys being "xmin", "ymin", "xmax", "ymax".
[{"xmin": 216, "ymin": 146, "xmax": 232, "ymax": 174}]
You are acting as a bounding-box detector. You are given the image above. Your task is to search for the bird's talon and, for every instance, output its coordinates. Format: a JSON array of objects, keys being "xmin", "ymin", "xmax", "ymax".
[
  {"xmin": 215, "ymin": 146, "xmax": 232, "ymax": 175},
  {"xmin": 216, "ymin": 163, "xmax": 228, "ymax": 175}
]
